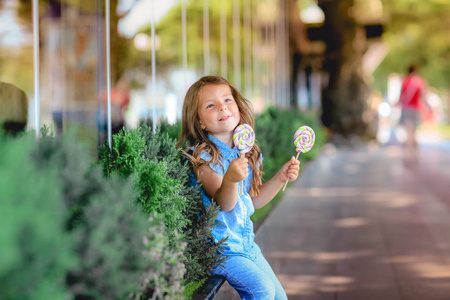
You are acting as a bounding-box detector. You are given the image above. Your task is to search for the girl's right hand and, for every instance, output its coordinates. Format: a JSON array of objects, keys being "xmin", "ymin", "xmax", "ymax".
[{"xmin": 224, "ymin": 156, "xmax": 249, "ymax": 183}]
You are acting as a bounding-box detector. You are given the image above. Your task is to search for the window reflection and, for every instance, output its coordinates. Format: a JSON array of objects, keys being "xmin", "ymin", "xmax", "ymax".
[{"xmin": 0, "ymin": 0, "xmax": 289, "ymax": 155}]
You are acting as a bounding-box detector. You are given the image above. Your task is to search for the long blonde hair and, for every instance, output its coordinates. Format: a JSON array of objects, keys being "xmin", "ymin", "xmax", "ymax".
[{"xmin": 177, "ymin": 76, "xmax": 263, "ymax": 197}]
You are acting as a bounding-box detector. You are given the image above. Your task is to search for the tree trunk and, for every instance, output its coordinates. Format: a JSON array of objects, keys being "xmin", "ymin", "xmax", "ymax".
[{"xmin": 319, "ymin": 0, "xmax": 374, "ymax": 139}]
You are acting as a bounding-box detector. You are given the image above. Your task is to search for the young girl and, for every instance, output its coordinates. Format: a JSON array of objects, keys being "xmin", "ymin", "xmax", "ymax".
[{"xmin": 177, "ymin": 76, "xmax": 299, "ymax": 299}]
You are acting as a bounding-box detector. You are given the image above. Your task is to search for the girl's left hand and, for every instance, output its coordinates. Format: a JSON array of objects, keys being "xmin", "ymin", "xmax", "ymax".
[{"xmin": 279, "ymin": 156, "xmax": 300, "ymax": 183}]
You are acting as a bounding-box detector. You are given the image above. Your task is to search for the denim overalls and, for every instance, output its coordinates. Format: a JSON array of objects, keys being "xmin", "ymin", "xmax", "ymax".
[{"xmin": 189, "ymin": 134, "xmax": 287, "ymax": 300}]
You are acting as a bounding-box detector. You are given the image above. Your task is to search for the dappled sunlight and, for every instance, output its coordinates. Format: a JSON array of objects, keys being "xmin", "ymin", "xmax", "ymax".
[
  {"xmin": 277, "ymin": 274, "xmax": 317, "ymax": 295},
  {"xmin": 266, "ymin": 249, "xmax": 374, "ymax": 262},
  {"xmin": 312, "ymin": 250, "xmax": 374, "ymax": 262},
  {"xmin": 364, "ymin": 191, "xmax": 420, "ymax": 209},
  {"xmin": 412, "ymin": 262, "xmax": 450, "ymax": 279},
  {"xmin": 334, "ymin": 217, "xmax": 369, "ymax": 228},
  {"xmin": 293, "ymin": 187, "xmax": 359, "ymax": 198},
  {"xmin": 386, "ymin": 194, "xmax": 420, "ymax": 208},
  {"xmin": 277, "ymin": 274, "xmax": 355, "ymax": 295},
  {"xmin": 381, "ymin": 256, "xmax": 450, "ymax": 279},
  {"xmin": 365, "ymin": 190, "xmax": 402, "ymax": 202}
]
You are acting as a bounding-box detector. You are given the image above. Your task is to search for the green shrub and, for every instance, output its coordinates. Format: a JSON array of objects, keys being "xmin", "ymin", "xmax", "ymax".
[
  {"xmin": 158, "ymin": 121, "xmax": 182, "ymax": 142},
  {"xmin": 0, "ymin": 129, "xmax": 186, "ymax": 299},
  {"xmin": 0, "ymin": 134, "xmax": 75, "ymax": 300},
  {"xmin": 141, "ymin": 124, "xmax": 228, "ymax": 284},
  {"xmin": 140, "ymin": 213, "xmax": 186, "ymax": 299},
  {"xmin": 100, "ymin": 126, "xmax": 189, "ymax": 246},
  {"xmin": 100, "ymin": 124, "xmax": 228, "ymax": 295}
]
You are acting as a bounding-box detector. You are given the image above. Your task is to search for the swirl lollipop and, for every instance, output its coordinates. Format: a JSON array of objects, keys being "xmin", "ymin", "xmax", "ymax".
[
  {"xmin": 233, "ymin": 124, "xmax": 255, "ymax": 194},
  {"xmin": 233, "ymin": 124, "xmax": 255, "ymax": 154},
  {"xmin": 282, "ymin": 125, "xmax": 315, "ymax": 191}
]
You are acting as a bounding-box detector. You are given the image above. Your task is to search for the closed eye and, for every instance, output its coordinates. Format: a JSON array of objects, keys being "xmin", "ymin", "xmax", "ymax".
[{"xmin": 206, "ymin": 103, "xmax": 214, "ymax": 109}]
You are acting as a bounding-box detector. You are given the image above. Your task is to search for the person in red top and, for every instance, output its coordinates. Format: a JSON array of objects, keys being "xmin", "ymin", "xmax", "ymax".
[{"xmin": 398, "ymin": 64, "xmax": 427, "ymax": 157}]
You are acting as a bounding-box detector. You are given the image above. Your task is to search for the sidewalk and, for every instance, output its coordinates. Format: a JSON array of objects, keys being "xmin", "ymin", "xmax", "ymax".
[{"xmin": 216, "ymin": 132, "xmax": 450, "ymax": 299}]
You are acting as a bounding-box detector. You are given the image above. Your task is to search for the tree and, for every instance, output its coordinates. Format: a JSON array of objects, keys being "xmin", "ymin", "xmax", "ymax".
[
  {"xmin": 318, "ymin": 0, "xmax": 374, "ymax": 139},
  {"xmin": 373, "ymin": 0, "xmax": 450, "ymax": 91}
]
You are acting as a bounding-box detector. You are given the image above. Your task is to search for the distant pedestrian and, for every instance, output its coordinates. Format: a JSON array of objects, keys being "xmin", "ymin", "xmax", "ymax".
[
  {"xmin": 178, "ymin": 75, "xmax": 299, "ymax": 299},
  {"xmin": 398, "ymin": 64, "xmax": 428, "ymax": 158}
]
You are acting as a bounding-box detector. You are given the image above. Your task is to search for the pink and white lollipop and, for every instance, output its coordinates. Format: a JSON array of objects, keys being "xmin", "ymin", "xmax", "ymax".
[
  {"xmin": 294, "ymin": 126, "xmax": 315, "ymax": 154},
  {"xmin": 233, "ymin": 124, "xmax": 255, "ymax": 194},
  {"xmin": 233, "ymin": 124, "xmax": 255, "ymax": 155},
  {"xmin": 282, "ymin": 125, "xmax": 315, "ymax": 191}
]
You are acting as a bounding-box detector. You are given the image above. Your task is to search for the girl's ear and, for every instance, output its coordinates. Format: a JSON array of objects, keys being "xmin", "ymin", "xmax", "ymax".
[{"xmin": 200, "ymin": 121, "xmax": 206, "ymax": 130}]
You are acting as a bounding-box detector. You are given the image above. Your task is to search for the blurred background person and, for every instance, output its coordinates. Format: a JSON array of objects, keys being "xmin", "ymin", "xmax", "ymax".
[{"xmin": 397, "ymin": 64, "xmax": 428, "ymax": 158}]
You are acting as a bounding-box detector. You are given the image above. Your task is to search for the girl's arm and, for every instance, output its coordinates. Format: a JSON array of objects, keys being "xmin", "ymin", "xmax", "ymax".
[
  {"xmin": 252, "ymin": 156, "xmax": 300, "ymax": 209},
  {"xmin": 198, "ymin": 156, "xmax": 249, "ymax": 212}
]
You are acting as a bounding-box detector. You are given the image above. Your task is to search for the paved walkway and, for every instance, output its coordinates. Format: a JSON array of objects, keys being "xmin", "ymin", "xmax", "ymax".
[{"xmin": 216, "ymin": 130, "xmax": 450, "ymax": 299}]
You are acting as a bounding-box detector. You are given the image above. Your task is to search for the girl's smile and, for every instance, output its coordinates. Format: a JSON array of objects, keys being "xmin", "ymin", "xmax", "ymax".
[
  {"xmin": 219, "ymin": 115, "xmax": 232, "ymax": 121},
  {"xmin": 198, "ymin": 83, "xmax": 240, "ymax": 146}
]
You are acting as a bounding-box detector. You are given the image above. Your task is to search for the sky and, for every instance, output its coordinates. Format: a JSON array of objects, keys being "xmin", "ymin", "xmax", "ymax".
[{"xmin": 118, "ymin": 0, "xmax": 178, "ymax": 37}]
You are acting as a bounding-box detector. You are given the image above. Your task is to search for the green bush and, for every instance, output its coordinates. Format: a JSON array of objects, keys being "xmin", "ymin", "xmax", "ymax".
[
  {"xmin": 100, "ymin": 126, "xmax": 189, "ymax": 246},
  {"xmin": 100, "ymin": 124, "xmax": 228, "ymax": 295},
  {"xmin": 0, "ymin": 129, "xmax": 186, "ymax": 299},
  {"xmin": 39, "ymin": 130, "xmax": 186, "ymax": 299},
  {"xmin": 141, "ymin": 125, "xmax": 228, "ymax": 284},
  {"xmin": 0, "ymin": 134, "xmax": 75, "ymax": 300}
]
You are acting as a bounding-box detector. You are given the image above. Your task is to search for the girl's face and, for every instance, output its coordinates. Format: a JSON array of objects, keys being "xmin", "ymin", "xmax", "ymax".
[{"xmin": 198, "ymin": 83, "xmax": 240, "ymax": 140}]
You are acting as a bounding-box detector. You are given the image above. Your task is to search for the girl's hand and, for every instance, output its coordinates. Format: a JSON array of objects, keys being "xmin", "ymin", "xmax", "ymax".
[
  {"xmin": 279, "ymin": 156, "xmax": 300, "ymax": 183},
  {"xmin": 224, "ymin": 155, "xmax": 249, "ymax": 183}
]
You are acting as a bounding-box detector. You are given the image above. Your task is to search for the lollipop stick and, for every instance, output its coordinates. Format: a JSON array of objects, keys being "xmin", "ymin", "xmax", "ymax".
[
  {"xmin": 240, "ymin": 153, "xmax": 244, "ymax": 195},
  {"xmin": 282, "ymin": 152, "xmax": 300, "ymax": 191}
]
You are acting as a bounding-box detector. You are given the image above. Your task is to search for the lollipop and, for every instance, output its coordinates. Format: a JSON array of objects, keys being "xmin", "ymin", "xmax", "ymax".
[
  {"xmin": 233, "ymin": 124, "xmax": 255, "ymax": 154},
  {"xmin": 282, "ymin": 126, "xmax": 315, "ymax": 191},
  {"xmin": 294, "ymin": 126, "xmax": 315, "ymax": 154},
  {"xmin": 233, "ymin": 124, "xmax": 255, "ymax": 194}
]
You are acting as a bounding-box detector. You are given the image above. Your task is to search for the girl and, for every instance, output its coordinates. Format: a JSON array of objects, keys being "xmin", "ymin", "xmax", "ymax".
[{"xmin": 177, "ymin": 76, "xmax": 299, "ymax": 299}]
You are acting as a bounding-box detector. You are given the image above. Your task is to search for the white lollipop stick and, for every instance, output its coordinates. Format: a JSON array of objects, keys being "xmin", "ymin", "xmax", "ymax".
[{"xmin": 282, "ymin": 152, "xmax": 300, "ymax": 191}]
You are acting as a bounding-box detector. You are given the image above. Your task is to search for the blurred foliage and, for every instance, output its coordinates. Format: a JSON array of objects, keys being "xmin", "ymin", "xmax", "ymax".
[
  {"xmin": 0, "ymin": 134, "xmax": 74, "ymax": 300},
  {"xmin": 374, "ymin": 0, "xmax": 450, "ymax": 91},
  {"xmin": 36, "ymin": 128, "xmax": 184, "ymax": 299},
  {"xmin": 132, "ymin": 0, "xmax": 262, "ymax": 87},
  {"xmin": 437, "ymin": 123, "xmax": 450, "ymax": 139},
  {"xmin": 0, "ymin": 129, "xmax": 187, "ymax": 299}
]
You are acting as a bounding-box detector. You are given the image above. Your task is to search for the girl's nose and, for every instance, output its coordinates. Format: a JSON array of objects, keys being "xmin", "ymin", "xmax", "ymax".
[{"xmin": 219, "ymin": 105, "xmax": 227, "ymax": 111}]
